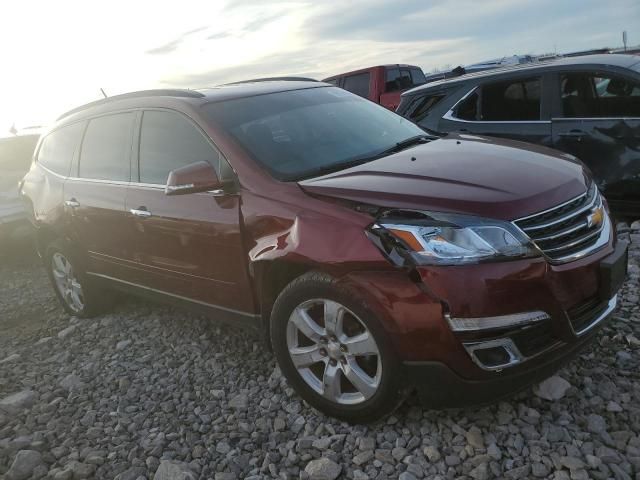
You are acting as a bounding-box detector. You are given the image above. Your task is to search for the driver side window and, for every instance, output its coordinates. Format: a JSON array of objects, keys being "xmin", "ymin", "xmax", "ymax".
[
  {"xmin": 560, "ymin": 73, "xmax": 640, "ymax": 118},
  {"xmin": 139, "ymin": 110, "xmax": 231, "ymax": 185}
]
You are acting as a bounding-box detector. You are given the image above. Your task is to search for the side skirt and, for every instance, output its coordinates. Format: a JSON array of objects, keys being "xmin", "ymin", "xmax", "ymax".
[{"xmin": 86, "ymin": 272, "xmax": 261, "ymax": 331}]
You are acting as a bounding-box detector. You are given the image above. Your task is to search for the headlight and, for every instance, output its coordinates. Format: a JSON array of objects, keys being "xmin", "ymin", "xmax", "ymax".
[{"xmin": 371, "ymin": 211, "xmax": 539, "ymax": 266}]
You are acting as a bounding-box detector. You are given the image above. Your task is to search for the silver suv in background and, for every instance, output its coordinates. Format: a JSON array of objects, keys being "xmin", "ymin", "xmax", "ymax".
[{"xmin": 0, "ymin": 130, "xmax": 40, "ymax": 242}]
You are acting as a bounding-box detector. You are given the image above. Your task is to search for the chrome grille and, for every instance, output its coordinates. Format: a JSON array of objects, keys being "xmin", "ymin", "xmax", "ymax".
[{"xmin": 514, "ymin": 184, "xmax": 609, "ymax": 263}]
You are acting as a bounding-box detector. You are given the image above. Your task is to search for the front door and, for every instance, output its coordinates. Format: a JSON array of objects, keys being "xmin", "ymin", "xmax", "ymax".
[
  {"xmin": 125, "ymin": 109, "xmax": 254, "ymax": 315},
  {"xmin": 551, "ymin": 71, "xmax": 640, "ymax": 217}
]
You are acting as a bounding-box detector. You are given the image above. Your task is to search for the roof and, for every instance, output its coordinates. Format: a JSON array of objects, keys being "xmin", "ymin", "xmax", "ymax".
[
  {"xmin": 323, "ymin": 64, "xmax": 422, "ymax": 80},
  {"xmin": 55, "ymin": 80, "xmax": 328, "ymax": 124},
  {"xmin": 403, "ymin": 54, "xmax": 640, "ymax": 96}
]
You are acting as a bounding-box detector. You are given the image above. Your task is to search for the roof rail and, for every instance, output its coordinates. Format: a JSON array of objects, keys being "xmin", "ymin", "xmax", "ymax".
[
  {"xmin": 221, "ymin": 76, "xmax": 319, "ymax": 86},
  {"xmin": 57, "ymin": 89, "xmax": 205, "ymax": 121}
]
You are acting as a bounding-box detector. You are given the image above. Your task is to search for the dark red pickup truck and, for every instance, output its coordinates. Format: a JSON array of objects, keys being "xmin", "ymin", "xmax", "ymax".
[{"xmin": 323, "ymin": 64, "xmax": 427, "ymax": 110}]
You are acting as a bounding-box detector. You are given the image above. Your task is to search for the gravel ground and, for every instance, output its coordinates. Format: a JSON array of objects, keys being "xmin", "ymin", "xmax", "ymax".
[{"xmin": 0, "ymin": 223, "xmax": 639, "ymax": 480}]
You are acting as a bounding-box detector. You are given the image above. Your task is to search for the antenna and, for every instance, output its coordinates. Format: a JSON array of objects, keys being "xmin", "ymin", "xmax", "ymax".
[{"xmin": 100, "ymin": 88, "xmax": 108, "ymax": 98}]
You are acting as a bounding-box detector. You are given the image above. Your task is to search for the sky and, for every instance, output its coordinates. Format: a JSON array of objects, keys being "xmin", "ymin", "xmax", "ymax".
[{"xmin": 0, "ymin": 0, "xmax": 638, "ymax": 133}]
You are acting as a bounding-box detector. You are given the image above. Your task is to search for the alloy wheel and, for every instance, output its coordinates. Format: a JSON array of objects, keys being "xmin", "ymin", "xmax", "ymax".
[
  {"xmin": 51, "ymin": 252, "xmax": 85, "ymax": 313},
  {"xmin": 286, "ymin": 298, "xmax": 382, "ymax": 405}
]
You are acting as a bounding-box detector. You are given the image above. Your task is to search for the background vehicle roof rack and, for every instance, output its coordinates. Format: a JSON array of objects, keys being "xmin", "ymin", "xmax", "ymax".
[
  {"xmin": 221, "ymin": 77, "xmax": 319, "ymax": 85},
  {"xmin": 57, "ymin": 89, "xmax": 205, "ymax": 120}
]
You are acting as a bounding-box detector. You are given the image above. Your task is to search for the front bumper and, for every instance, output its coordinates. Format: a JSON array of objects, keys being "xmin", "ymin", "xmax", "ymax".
[
  {"xmin": 340, "ymin": 236, "xmax": 627, "ymax": 407},
  {"xmin": 405, "ymin": 314, "xmax": 608, "ymax": 408}
]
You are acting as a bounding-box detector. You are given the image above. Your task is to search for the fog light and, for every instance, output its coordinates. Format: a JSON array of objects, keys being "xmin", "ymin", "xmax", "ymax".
[
  {"xmin": 464, "ymin": 338, "xmax": 523, "ymax": 371},
  {"xmin": 447, "ymin": 311, "xmax": 550, "ymax": 332}
]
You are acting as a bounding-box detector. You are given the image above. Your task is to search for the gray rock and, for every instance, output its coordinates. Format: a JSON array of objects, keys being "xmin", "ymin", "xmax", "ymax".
[
  {"xmin": 54, "ymin": 470, "xmax": 73, "ymax": 480},
  {"xmin": 228, "ymin": 393, "xmax": 248, "ymax": 409},
  {"xmin": 312, "ymin": 437, "xmax": 332, "ymax": 450},
  {"xmin": 69, "ymin": 461, "xmax": 95, "ymax": 479},
  {"xmin": 560, "ymin": 456, "xmax": 586, "ymax": 471},
  {"xmin": 587, "ymin": 414, "xmax": 607, "ymax": 434},
  {"xmin": 115, "ymin": 467, "xmax": 147, "ymax": 480},
  {"xmin": 424, "ymin": 445, "xmax": 441, "ymax": 462},
  {"xmin": 399, "ymin": 472, "xmax": 417, "ymax": 480},
  {"xmin": 214, "ymin": 474, "xmax": 236, "ymax": 480},
  {"xmin": 116, "ymin": 339, "xmax": 132, "ymax": 350},
  {"xmin": 0, "ymin": 390, "xmax": 36, "ymax": 414},
  {"xmin": 216, "ymin": 441, "xmax": 231, "ymax": 454},
  {"xmin": 0, "ymin": 353, "xmax": 20, "ymax": 363},
  {"xmin": 469, "ymin": 463, "xmax": 490, "ymax": 480},
  {"xmin": 353, "ymin": 450, "xmax": 374, "ymax": 466},
  {"xmin": 466, "ymin": 426, "xmax": 485, "ymax": 449},
  {"xmin": 304, "ymin": 458, "xmax": 341, "ymax": 480},
  {"xmin": 531, "ymin": 462, "xmax": 550, "ymax": 478},
  {"xmin": 57, "ymin": 325, "xmax": 77, "ymax": 339},
  {"xmin": 534, "ymin": 375, "xmax": 572, "ymax": 400},
  {"xmin": 59, "ymin": 373, "xmax": 84, "ymax": 391},
  {"xmin": 5, "ymin": 450, "xmax": 43, "ymax": 480},
  {"xmin": 153, "ymin": 461, "xmax": 196, "ymax": 480}
]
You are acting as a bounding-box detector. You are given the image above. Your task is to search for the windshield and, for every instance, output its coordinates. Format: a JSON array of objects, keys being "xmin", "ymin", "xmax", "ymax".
[{"xmin": 203, "ymin": 86, "xmax": 424, "ymax": 181}]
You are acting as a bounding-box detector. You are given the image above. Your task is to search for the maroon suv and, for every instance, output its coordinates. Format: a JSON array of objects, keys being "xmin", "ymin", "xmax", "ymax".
[{"xmin": 21, "ymin": 81, "xmax": 627, "ymax": 422}]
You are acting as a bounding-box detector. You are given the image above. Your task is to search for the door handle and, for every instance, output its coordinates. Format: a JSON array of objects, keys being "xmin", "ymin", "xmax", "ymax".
[
  {"xmin": 64, "ymin": 199, "xmax": 80, "ymax": 208},
  {"xmin": 130, "ymin": 208, "xmax": 152, "ymax": 218},
  {"xmin": 558, "ymin": 130, "xmax": 586, "ymax": 140}
]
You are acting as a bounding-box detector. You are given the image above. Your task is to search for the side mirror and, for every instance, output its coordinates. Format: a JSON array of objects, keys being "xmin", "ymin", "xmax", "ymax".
[{"xmin": 165, "ymin": 161, "xmax": 223, "ymax": 196}]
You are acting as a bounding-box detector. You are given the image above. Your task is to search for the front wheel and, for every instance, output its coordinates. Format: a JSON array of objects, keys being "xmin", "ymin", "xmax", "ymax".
[
  {"xmin": 45, "ymin": 240, "xmax": 107, "ymax": 318},
  {"xmin": 270, "ymin": 272, "xmax": 403, "ymax": 423}
]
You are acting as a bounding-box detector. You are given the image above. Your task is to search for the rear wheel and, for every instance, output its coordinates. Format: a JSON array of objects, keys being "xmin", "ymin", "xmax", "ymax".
[
  {"xmin": 45, "ymin": 240, "xmax": 107, "ymax": 318},
  {"xmin": 271, "ymin": 272, "xmax": 403, "ymax": 422}
]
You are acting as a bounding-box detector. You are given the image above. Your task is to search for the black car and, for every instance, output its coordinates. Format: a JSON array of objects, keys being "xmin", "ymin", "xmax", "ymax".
[{"xmin": 397, "ymin": 54, "xmax": 640, "ymax": 219}]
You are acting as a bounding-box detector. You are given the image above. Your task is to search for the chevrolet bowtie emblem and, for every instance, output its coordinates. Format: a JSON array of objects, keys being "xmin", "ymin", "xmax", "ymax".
[{"xmin": 587, "ymin": 206, "xmax": 604, "ymax": 229}]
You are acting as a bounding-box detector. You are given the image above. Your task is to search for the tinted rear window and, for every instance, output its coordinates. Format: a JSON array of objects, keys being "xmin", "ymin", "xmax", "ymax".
[
  {"xmin": 79, "ymin": 113, "xmax": 134, "ymax": 181},
  {"xmin": 343, "ymin": 73, "xmax": 370, "ymax": 98},
  {"xmin": 37, "ymin": 124, "xmax": 83, "ymax": 176}
]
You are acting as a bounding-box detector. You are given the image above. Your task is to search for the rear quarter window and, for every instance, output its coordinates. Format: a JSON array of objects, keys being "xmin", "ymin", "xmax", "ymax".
[
  {"xmin": 37, "ymin": 124, "xmax": 84, "ymax": 176},
  {"xmin": 409, "ymin": 94, "xmax": 447, "ymax": 122},
  {"xmin": 343, "ymin": 73, "xmax": 371, "ymax": 98}
]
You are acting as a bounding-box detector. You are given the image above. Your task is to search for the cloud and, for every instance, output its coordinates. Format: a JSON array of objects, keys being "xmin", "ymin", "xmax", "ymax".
[
  {"xmin": 145, "ymin": 25, "xmax": 209, "ymax": 55},
  {"xmin": 207, "ymin": 32, "xmax": 231, "ymax": 40}
]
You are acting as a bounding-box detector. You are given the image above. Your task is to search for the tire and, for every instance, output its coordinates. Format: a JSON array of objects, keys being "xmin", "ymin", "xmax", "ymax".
[
  {"xmin": 270, "ymin": 271, "xmax": 404, "ymax": 423},
  {"xmin": 45, "ymin": 239, "xmax": 108, "ymax": 318}
]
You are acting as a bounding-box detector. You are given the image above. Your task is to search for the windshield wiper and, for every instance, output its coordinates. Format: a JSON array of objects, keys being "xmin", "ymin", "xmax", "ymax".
[{"xmin": 378, "ymin": 134, "xmax": 433, "ymax": 156}]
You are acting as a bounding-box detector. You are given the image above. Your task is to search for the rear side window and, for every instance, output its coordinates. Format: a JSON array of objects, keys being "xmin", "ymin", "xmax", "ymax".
[
  {"xmin": 343, "ymin": 73, "xmax": 370, "ymax": 98},
  {"xmin": 139, "ymin": 110, "xmax": 224, "ymax": 185},
  {"xmin": 481, "ymin": 77, "xmax": 541, "ymax": 121},
  {"xmin": 409, "ymin": 94, "xmax": 446, "ymax": 121},
  {"xmin": 561, "ymin": 73, "xmax": 640, "ymax": 118},
  {"xmin": 79, "ymin": 113, "xmax": 134, "ymax": 181},
  {"xmin": 37, "ymin": 123, "xmax": 84, "ymax": 176},
  {"xmin": 385, "ymin": 68, "xmax": 401, "ymax": 92},
  {"xmin": 451, "ymin": 77, "xmax": 541, "ymax": 121},
  {"xmin": 410, "ymin": 68, "xmax": 426, "ymax": 86}
]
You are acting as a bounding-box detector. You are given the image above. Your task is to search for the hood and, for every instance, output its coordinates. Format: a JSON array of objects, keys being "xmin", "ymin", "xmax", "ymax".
[{"xmin": 299, "ymin": 134, "xmax": 589, "ymax": 221}]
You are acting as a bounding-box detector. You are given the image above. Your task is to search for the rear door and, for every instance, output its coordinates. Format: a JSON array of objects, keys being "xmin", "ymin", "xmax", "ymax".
[
  {"xmin": 64, "ymin": 112, "xmax": 135, "ymax": 279},
  {"xmin": 441, "ymin": 75, "xmax": 552, "ymax": 146},
  {"xmin": 125, "ymin": 109, "xmax": 254, "ymax": 314},
  {"xmin": 551, "ymin": 70, "xmax": 640, "ymax": 216}
]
